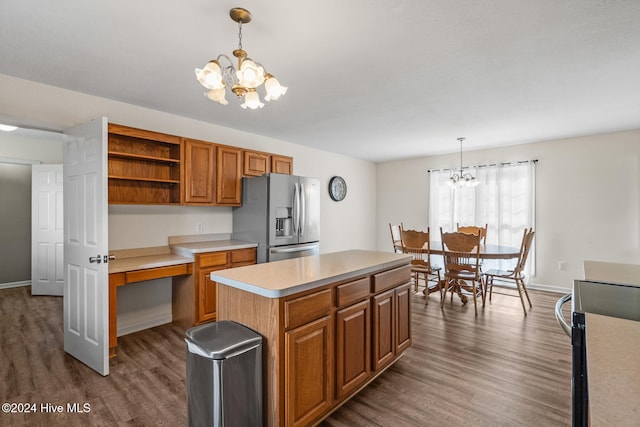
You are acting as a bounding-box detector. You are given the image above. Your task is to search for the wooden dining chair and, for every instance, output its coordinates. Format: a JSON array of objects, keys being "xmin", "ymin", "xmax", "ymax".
[
  {"xmin": 389, "ymin": 223, "xmax": 403, "ymax": 253},
  {"xmin": 440, "ymin": 228, "xmax": 483, "ymax": 315},
  {"xmin": 483, "ymin": 228, "xmax": 535, "ymax": 315},
  {"xmin": 456, "ymin": 223, "xmax": 488, "ymax": 244},
  {"xmin": 399, "ymin": 227, "xmax": 442, "ymax": 305}
]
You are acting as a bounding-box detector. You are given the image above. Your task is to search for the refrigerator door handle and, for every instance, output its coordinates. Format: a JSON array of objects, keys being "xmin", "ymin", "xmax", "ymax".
[
  {"xmin": 292, "ymin": 182, "xmax": 300, "ymax": 234},
  {"xmin": 299, "ymin": 183, "xmax": 306, "ymax": 236},
  {"xmin": 271, "ymin": 243, "xmax": 318, "ymax": 254}
]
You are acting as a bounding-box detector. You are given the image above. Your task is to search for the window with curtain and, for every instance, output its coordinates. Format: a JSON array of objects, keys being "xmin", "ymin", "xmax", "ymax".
[{"xmin": 429, "ymin": 161, "xmax": 536, "ymax": 275}]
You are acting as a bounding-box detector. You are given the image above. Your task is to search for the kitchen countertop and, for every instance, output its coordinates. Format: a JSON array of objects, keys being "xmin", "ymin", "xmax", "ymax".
[
  {"xmin": 108, "ymin": 246, "xmax": 192, "ymax": 274},
  {"xmin": 210, "ymin": 249, "xmax": 412, "ymax": 298},
  {"xmin": 586, "ymin": 312, "xmax": 640, "ymax": 426},
  {"xmin": 170, "ymin": 239, "xmax": 258, "ymax": 257},
  {"xmin": 109, "ymin": 239, "xmax": 258, "ymax": 274}
]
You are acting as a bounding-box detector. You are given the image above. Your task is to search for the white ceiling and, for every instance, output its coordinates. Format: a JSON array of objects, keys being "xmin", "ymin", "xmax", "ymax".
[{"xmin": 1, "ymin": 1, "xmax": 639, "ymax": 162}]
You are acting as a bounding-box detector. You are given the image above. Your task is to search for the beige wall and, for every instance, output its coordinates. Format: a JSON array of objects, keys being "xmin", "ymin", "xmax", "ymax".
[{"xmin": 377, "ymin": 129, "xmax": 640, "ymax": 292}]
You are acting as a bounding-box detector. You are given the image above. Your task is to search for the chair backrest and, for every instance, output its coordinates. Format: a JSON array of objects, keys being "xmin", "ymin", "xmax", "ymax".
[
  {"xmin": 440, "ymin": 228, "xmax": 482, "ymax": 278},
  {"xmin": 389, "ymin": 223, "xmax": 403, "ymax": 253},
  {"xmin": 456, "ymin": 223, "xmax": 488, "ymax": 244},
  {"xmin": 399, "ymin": 227, "xmax": 432, "ymax": 269},
  {"xmin": 513, "ymin": 228, "xmax": 535, "ymax": 276}
]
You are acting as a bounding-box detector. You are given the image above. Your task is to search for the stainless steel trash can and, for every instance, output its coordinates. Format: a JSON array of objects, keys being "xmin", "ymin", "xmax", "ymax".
[{"xmin": 185, "ymin": 320, "xmax": 263, "ymax": 427}]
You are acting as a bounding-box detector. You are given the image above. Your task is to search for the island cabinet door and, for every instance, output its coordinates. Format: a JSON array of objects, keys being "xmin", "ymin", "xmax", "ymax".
[
  {"xmin": 285, "ymin": 315, "xmax": 332, "ymax": 427},
  {"xmin": 372, "ymin": 288, "xmax": 396, "ymax": 372},
  {"xmin": 395, "ymin": 282, "xmax": 412, "ymax": 353},
  {"xmin": 195, "ymin": 252, "xmax": 228, "ymax": 324},
  {"xmin": 335, "ymin": 299, "xmax": 371, "ymax": 399}
]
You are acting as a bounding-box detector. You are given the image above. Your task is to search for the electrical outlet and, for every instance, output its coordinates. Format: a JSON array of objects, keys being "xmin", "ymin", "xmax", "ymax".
[
  {"xmin": 559, "ymin": 261, "xmax": 567, "ymax": 271},
  {"xmin": 196, "ymin": 223, "xmax": 203, "ymax": 232}
]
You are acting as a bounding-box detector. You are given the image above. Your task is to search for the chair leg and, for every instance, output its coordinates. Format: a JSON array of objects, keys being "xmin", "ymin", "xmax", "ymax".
[
  {"xmin": 514, "ymin": 279, "xmax": 528, "ymax": 315},
  {"xmin": 472, "ymin": 281, "xmax": 478, "ymax": 316},
  {"xmin": 441, "ymin": 279, "xmax": 449, "ymax": 308},
  {"xmin": 489, "ymin": 276, "xmax": 494, "ymax": 301},
  {"xmin": 424, "ymin": 273, "xmax": 429, "ymax": 306},
  {"xmin": 521, "ymin": 278, "xmax": 533, "ymax": 308}
]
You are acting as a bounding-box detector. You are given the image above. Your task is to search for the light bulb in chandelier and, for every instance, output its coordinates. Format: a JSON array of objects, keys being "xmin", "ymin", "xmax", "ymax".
[
  {"xmin": 264, "ymin": 74, "xmax": 288, "ymax": 101},
  {"xmin": 195, "ymin": 60, "xmax": 225, "ymax": 90},
  {"xmin": 241, "ymin": 89, "xmax": 264, "ymax": 110},
  {"xmin": 205, "ymin": 87, "xmax": 228, "ymax": 105},
  {"xmin": 236, "ymin": 58, "xmax": 265, "ymax": 88}
]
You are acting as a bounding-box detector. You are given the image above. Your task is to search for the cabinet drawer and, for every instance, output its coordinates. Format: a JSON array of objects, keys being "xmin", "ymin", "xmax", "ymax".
[
  {"xmin": 284, "ymin": 289, "xmax": 332, "ymax": 330},
  {"xmin": 230, "ymin": 248, "xmax": 256, "ymax": 265},
  {"xmin": 372, "ymin": 264, "xmax": 411, "ymax": 294},
  {"xmin": 125, "ymin": 264, "xmax": 192, "ymax": 284},
  {"xmin": 197, "ymin": 252, "xmax": 228, "ymax": 269},
  {"xmin": 336, "ymin": 277, "xmax": 370, "ymax": 308}
]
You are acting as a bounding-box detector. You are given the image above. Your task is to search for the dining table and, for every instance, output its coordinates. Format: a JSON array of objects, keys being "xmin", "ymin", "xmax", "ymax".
[
  {"xmin": 427, "ymin": 241, "xmax": 521, "ymax": 260},
  {"xmin": 423, "ymin": 241, "xmax": 521, "ymax": 304}
]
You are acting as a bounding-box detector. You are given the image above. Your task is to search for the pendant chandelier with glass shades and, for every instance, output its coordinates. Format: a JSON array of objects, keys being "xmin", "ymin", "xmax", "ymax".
[
  {"xmin": 195, "ymin": 7, "xmax": 287, "ymax": 110},
  {"xmin": 448, "ymin": 137, "xmax": 480, "ymax": 188}
]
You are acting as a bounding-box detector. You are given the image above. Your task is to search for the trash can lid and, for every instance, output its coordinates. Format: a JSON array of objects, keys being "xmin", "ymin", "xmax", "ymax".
[{"xmin": 185, "ymin": 320, "xmax": 262, "ymax": 360}]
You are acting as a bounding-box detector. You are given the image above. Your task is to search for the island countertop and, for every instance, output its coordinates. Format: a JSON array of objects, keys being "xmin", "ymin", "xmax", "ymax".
[{"xmin": 210, "ymin": 249, "xmax": 411, "ymax": 298}]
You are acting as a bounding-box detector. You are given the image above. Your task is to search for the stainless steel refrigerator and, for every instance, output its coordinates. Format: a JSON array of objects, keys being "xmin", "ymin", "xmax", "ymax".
[{"xmin": 232, "ymin": 173, "xmax": 320, "ymax": 263}]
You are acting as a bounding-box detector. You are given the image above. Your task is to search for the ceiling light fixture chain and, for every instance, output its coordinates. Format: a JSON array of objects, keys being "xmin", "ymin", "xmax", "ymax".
[
  {"xmin": 448, "ymin": 137, "xmax": 480, "ymax": 189},
  {"xmin": 195, "ymin": 7, "xmax": 287, "ymax": 110}
]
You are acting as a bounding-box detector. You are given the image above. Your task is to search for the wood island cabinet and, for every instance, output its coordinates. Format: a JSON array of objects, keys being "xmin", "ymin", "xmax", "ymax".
[
  {"xmin": 335, "ymin": 277, "xmax": 371, "ymax": 398},
  {"xmin": 217, "ymin": 261, "xmax": 411, "ymax": 427},
  {"xmin": 173, "ymin": 247, "xmax": 256, "ymax": 329}
]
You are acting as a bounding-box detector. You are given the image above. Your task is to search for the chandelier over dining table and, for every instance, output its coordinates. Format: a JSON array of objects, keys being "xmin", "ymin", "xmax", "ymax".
[
  {"xmin": 448, "ymin": 137, "xmax": 480, "ymax": 188},
  {"xmin": 195, "ymin": 7, "xmax": 287, "ymax": 110}
]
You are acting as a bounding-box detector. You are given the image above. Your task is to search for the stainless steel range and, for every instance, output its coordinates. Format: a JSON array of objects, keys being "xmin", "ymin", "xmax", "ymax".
[{"xmin": 555, "ymin": 261, "xmax": 640, "ymax": 426}]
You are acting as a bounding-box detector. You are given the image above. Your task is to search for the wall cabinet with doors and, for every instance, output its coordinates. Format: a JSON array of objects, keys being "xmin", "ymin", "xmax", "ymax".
[
  {"xmin": 108, "ymin": 124, "xmax": 293, "ymax": 206},
  {"xmin": 271, "ymin": 154, "xmax": 293, "ymax": 175},
  {"xmin": 183, "ymin": 138, "xmax": 216, "ymax": 204},
  {"xmin": 172, "ymin": 247, "xmax": 256, "ymax": 330},
  {"xmin": 243, "ymin": 149, "xmax": 271, "ymax": 177},
  {"xmin": 216, "ymin": 145, "xmax": 243, "ymax": 205},
  {"xmin": 216, "ymin": 258, "xmax": 412, "ymax": 427}
]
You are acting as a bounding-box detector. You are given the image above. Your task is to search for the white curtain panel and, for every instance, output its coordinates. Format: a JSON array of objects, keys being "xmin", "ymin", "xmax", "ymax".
[{"xmin": 429, "ymin": 161, "xmax": 536, "ymax": 277}]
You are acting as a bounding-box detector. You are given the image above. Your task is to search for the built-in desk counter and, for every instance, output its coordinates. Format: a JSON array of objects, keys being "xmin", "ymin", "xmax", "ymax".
[
  {"xmin": 107, "ymin": 239, "xmax": 258, "ymax": 357},
  {"xmin": 212, "ymin": 250, "xmax": 412, "ymax": 427}
]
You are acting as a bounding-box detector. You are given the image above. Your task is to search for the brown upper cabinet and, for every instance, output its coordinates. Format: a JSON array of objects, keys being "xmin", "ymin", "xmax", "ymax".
[
  {"xmin": 272, "ymin": 154, "xmax": 294, "ymax": 175},
  {"xmin": 107, "ymin": 124, "xmax": 183, "ymax": 205},
  {"xmin": 183, "ymin": 138, "xmax": 216, "ymax": 205},
  {"xmin": 216, "ymin": 145, "xmax": 242, "ymax": 205},
  {"xmin": 243, "ymin": 150, "xmax": 271, "ymax": 177},
  {"xmin": 107, "ymin": 124, "xmax": 293, "ymax": 206}
]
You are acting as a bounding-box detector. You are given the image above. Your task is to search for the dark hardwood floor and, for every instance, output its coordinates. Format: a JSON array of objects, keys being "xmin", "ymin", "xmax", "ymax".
[{"xmin": 0, "ymin": 285, "xmax": 572, "ymax": 426}]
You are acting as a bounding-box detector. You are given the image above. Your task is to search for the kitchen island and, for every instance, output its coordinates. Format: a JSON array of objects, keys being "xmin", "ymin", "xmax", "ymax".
[{"xmin": 211, "ymin": 250, "xmax": 412, "ymax": 427}]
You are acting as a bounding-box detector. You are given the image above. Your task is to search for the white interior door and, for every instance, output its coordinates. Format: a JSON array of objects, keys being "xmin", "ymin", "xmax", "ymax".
[
  {"xmin": 63, "ymin": 117, "xmax": 109, "ymax": 376},
  {"xmin": 31, "ymin": 164, "xmax": 64, "ymax": 296}
]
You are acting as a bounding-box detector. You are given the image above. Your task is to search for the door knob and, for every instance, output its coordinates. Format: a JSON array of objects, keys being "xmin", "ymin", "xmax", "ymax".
[{"xmin": 89, "ymin": 255, "xmax": 102, "ymax": 264}]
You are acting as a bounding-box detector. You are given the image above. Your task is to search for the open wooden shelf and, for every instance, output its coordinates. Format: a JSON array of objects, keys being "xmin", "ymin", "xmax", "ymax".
[
  {"xmin": 108, "ymin": 151, "xmax": 181, "ymax": 164},
  {"xmin": 108, "ymin": 124, "xmax": 183, "ymax": 205},
  {"xmin": 108, "ymin": 175, "xmax": 181, "ymax": 184}
]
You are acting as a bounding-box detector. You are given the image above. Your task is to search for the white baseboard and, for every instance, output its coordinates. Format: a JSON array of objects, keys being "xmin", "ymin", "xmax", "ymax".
[
  {"xmin": 117, "ymin": 313, "xmax": 173, "ymax": 337},
  {"xmin": 0, "ymin": 280, "xmax": 30, "ymax": 290},
  {"xmin": 527, "ymin": 281, "xmax": 571, "ymax": 294}
]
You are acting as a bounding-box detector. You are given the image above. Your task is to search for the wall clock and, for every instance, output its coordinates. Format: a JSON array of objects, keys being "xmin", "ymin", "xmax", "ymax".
[{"xmin": 328, "ymin": 176, "xmax": 347, "ymax": 201}]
